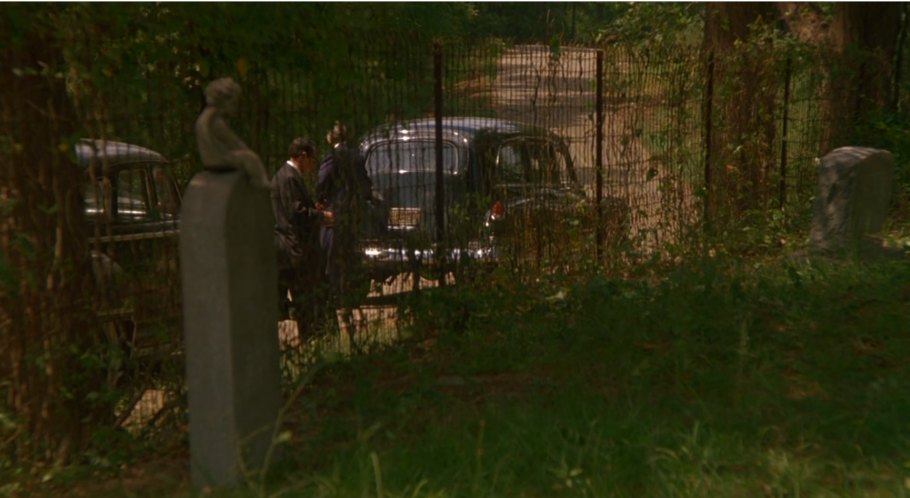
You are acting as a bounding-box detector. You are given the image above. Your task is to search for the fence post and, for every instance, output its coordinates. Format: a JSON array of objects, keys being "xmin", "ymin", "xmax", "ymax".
[
  {"xmin": 891, "ymin": 4, "xmax": 908, "ymax": 111},
  {"xmin": 433, "ymin": 39, "xmax": 446, "ymax": 286},
  {"xmin": 779, "ymin": 56, "xmax": 792, "ymax": 210},
  {"xmin": 595, "ymin": 50, "xmax": 605, "ymax": 262},
  {"xmin": 703, "ymin": 50, "xmax": 715, "ymax": 229}
]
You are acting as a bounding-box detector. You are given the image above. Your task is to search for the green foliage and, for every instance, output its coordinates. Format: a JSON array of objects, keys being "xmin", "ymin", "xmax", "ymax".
[
  {"xmin": 853, "ymin": 111, "xmax": 910, "ymax": 220},
  {"xmin": 0, "ymin": 3, "xmax": 481, "ymax": 172},
  {"xmin": 258, "ymin": 255, "xmax": 909, "ymax": 498},
  {"xmin": 13, "ymin": 239, "xmax": 910, "ymax": 496},
  {"xmin": 5, "ymin": 3, "xmax": 910, "ymax": 492},
  {"xmin": 597, "ymin": 3, "xmax": 703, "ymax": 48},
  {"xmin": 466, "ymin": 3, "xmax": 628, "ymax": 44}
]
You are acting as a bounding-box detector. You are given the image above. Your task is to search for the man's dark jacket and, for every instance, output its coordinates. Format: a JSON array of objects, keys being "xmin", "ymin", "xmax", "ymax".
[
  {"xmin": 316, "ymin": 143, "xmax": 377, "ymax": 278},
  {"xmin": 271, "ymin": 161, "xmax": 322, "ymax": 272}
]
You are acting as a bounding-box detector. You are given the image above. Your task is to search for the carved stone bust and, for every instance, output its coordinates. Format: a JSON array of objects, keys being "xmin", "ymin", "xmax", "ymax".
[{"xmin": 195, "ymin": 78, "xmax": 271, "ymax": 190}]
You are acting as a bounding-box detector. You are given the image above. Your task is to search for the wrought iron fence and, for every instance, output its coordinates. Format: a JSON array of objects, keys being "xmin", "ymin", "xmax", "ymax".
[{"xmin": 2, "ymin": 36, "xmax": 863, "ymax": 440}]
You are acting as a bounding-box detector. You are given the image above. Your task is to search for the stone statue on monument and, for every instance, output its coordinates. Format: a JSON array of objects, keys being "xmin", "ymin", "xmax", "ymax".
[{"xmin": 195, "ymin": 77, "xmax": 271, "ymax": 190}]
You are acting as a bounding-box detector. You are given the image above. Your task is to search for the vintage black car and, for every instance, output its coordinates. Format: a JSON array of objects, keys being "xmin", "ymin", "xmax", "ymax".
[
  {"xmin": 78, "ymin": 139, "xmax": 180, "ymax": 231},
  {"xmin": 78, "ymin": 139, "xmax": 182, "ymax": 352},
  {"xmin": 357, "ymin": 116, "xmax": 598, "ymax": 282}
]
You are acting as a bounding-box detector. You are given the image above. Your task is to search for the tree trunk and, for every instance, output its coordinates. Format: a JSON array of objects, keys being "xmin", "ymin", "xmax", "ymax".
[
  {"xmin": 0, "ymin": 6, "xmax": 96, "ymax": 464},
  {"xmin": 824, "ymin": 3, "xmax": 904, "ymax": 150},
  {"xmin": 703, "ymin": 3, "xmax": 779, "ymax": 222}
]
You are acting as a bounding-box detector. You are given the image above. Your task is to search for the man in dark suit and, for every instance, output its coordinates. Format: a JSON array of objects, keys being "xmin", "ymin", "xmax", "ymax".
[
  {"xmin": 316, "ymin": 122, "xmax": 375, "ymax": 347},
  {"xmin": 272, "ymin": 137, "xmax": 333, "ymax": 341},
  {"xmin": 317, "ymin": 122, "xmax": 374, "ymax": 292}
]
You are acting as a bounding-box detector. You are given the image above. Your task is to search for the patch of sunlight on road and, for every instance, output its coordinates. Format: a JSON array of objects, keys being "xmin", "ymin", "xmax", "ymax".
[{"xmin": 121, "ymin": 388, "xmax": 173, "ymax": 435}]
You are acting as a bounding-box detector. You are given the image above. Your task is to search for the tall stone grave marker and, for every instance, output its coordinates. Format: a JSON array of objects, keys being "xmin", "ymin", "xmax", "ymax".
[
  {"xmin": 809, "ymin": 147, "xmax": 894, "ymax": 254},
  {"xmin": 180, "ymin": 78, "xmax": 280, "ymax": 488}
]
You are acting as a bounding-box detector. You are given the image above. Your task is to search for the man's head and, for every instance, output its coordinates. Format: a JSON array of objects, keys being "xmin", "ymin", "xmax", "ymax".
[
  {"xmin": 288, "ymin": 137, "xmax": 316, "ymax": 172},
  {"xmin": 326, "ymin": 121, "xmax": 348, "ymax": 147}
]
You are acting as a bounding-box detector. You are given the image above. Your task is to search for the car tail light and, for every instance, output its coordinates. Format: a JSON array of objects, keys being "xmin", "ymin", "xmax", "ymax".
[{"xmin": 490, "ymin": 200, "xmax": 504, "ymax": 220}]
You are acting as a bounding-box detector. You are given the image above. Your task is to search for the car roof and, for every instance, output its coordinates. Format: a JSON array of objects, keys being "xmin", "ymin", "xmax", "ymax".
[
  {"xmin": 359, "ymin": 116, "xmax": 557, "ymax": 151},
  {"xmin": 76, "ymin": 139, "xmax": 168, "ymax": 170}
]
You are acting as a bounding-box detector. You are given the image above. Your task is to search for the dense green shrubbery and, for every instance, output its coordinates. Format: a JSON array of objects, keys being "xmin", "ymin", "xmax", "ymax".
[
  {"xmin": 246, "ymin": 253, "xmax": 910, "ymax": 498},
  {"xmin": 854, "ymin": 111, "xmax": 910, "ymax": 222}
]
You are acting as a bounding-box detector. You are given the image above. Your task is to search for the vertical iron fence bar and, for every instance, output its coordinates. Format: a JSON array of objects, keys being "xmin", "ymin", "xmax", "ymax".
[
  {"xmin": 779, "ymin": 56, "xmax": 792, "ymax": 210},
  {"xmin": 595, "ymin": 50, "xmax": 605, "ymax": 262},
  {"xmin": 892, "ymin": 4, "xmax": 908, "ymax": 112},
  {"xmin": 703, "ymin": 51, "xmax": 715, "ymax": 229},
  {"xmin": 433, "ymin": 40, "xmax": 446, "ymax": 286}
]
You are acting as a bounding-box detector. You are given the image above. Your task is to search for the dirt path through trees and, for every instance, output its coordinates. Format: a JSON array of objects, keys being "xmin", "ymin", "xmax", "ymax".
[
  {"xmin": 492, "ymin": 45, "xmax": 696, "ymax": 246},
  {"xmin": 281, "ymin": 45, "xmax": 699, "ymax": 353}
]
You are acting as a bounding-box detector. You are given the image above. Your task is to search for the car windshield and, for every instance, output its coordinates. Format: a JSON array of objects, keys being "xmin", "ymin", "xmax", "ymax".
[{"xmin": 365, "ymin": 140, "xmax": 461, "ymax": 176}]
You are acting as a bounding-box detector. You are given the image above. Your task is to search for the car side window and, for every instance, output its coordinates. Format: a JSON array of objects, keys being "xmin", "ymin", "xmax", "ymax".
[
  {"xmin": 496, "ymin": 142, "xmax": 525, "ymax": 183},
  {"xmin": 115, "ymin": 167, "xmax": 152, "ymax": 221},
  {"xmin": 526, "ymin": 139, "xmax": 566, "ymax": 185},
  {"xmin": 83, "ymin": 176, "xmax": 113, "ymax": 222},
  {"xmin": 494, "ymin": 137, "xmax": 572, "ymax": 191},
  {"xmin": 153, "ymin": 166, "xmax": 179, "ymax": 218}
]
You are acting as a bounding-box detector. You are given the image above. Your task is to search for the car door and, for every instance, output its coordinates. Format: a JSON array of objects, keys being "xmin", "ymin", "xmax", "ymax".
[{"xmin": 488, "ymin": 136, "xmax": 582, "ymax": 260}]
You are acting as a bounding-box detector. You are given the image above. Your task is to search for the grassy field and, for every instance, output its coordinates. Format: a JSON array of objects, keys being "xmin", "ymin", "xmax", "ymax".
[{"xmin": 25, "ymin": 251, "xmax": 910, "ymax": 498}]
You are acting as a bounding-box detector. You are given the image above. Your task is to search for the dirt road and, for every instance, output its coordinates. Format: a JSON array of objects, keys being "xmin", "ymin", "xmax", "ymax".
[
  {"xmin": 492, "ymin": 45, "xmax": 696, "ymax": 245},
  {"xmin": 286, "ymin": 45, "xmax": 698, "ymax": 349}
]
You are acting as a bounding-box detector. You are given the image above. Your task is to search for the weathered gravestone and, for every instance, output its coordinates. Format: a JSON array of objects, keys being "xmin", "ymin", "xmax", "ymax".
[
  {"xmin": 180, "ymin": 78, "xmax": 281, "ymax": 488},
  {"xmin": 809, "ymin": 147, "xmax": 895, "ymax": 255}
]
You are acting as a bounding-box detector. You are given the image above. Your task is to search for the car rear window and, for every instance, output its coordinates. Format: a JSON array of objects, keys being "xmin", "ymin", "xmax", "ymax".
[{"xmin": 365, "ymin": 140, "xmax": 462, "ymax": 176}]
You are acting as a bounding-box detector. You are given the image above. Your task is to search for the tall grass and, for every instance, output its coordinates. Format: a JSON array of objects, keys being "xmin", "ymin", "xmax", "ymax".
[
  {"xmin": 22, "ymin": 252, "xmax": 910, "ymax": 497},
  {"xmin": 256, "ymin": 254, "xmax": 910, "ymax": 498}
]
